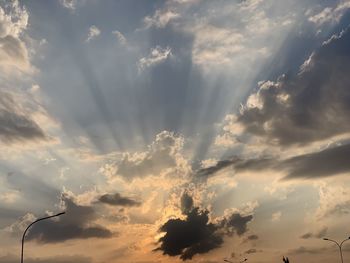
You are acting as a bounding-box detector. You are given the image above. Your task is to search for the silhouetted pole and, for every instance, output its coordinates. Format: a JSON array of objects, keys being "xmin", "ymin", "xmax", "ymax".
[
  {"xmin": 323, "ymin": 237, "xmax": 350, "ymax": 263},
  {"xmin": 21, "ymin": 212, "xmax": 65, "ymax": 263}
]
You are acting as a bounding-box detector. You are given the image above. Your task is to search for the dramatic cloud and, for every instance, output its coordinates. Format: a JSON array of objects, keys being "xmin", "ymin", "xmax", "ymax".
[
  {"xmin": 281, "ymin": 143, "xmax": 350, "ymax": 179},
  {"xmin": 24, "ymin": 195, "xmax": 113, "ymax": 243},
  {"xmin": 180, "ymin": 192, "xmax": 194, "ymax": 214},
  {"xmin": 196, "ymin": 158, "xmax": 239, "ymax": 179},
  {"xmin": 0, "ymin": 0, "xmax": 31, "ymax": 72},
  {"xmin": 101, "ymin": 131, "xmax": 188, "ymax": 181},
  {"xmin": 99, "ymin": 193, "xmax": 141, "ymax": 207},
  {"xmin": 0, "ymin": 90, "xmax": 46, "ymax": 143},
  {"xmin": 221, "ymin": 212, "xmax": 253, "ymax": 236},
  {"xmin": 234, "ymin": 143, "xmax": 350, "ymax": 179},
  {"xmin": 238, "ymin": 27, "xmax": 350, "ymax": 145},
  {"xmin": 155, "ymin": 207, "xmax": 223, "ymax": 261},
  {"xmin": 155, "ymin": 194, "xmax": 253, "ymax": 260}
]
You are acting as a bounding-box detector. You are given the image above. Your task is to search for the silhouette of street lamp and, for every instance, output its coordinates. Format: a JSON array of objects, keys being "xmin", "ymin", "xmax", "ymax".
[
  {"xmin": 323, "ymin": 236, "xmax": 350, "ymax": 263},
  {"xmin": 21, "ymin": 212, "xmax": 65, "ymax": 263},
  {"xmin": 224, "ymin": 258, "xmax": 247, "ymax": 263}
]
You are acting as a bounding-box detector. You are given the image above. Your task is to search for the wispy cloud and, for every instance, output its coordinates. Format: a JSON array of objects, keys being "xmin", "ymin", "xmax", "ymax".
[{"xmin": 86, "ymin": 25, "xmax": 101, "ymax": 42}]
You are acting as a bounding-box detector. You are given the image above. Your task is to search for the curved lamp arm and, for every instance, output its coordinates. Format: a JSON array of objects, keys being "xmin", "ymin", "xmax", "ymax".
[
  {"xmin": 21, "ymin": 212, "xmax": 65, "ymax": 263},
  {"xmin": 340, "ymin": 237, "xmax": 350, "ymax": 247}
]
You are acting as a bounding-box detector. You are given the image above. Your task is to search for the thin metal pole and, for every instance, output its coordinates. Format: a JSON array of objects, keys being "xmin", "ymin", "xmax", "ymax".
[
  {"xmin": 323, "ymin": 237, "xmax": 350, "ymax": 263},
  {"xmin": 21, "ymin": 212, "xmax": 65, "ymax": 263}
]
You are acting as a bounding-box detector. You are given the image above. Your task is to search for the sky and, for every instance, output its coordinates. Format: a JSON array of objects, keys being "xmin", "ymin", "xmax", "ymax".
[{"xmin": 1, "ymin": 0, "xmax": 350, "ymax": 262}]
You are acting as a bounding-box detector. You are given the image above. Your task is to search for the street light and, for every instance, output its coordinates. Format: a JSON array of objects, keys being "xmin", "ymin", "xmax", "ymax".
[
  {"xmin": 323, "ymin": 236, "xmax": 350, "ymax": 263},
  {"xmin": 21, "ymin": 212, "xmax": 65, "ymax": 263}
]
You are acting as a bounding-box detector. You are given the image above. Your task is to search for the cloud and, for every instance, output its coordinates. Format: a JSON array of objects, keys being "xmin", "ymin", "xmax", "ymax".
[
  {"xmin": 244, "ymin": 248, "xmax": 261, "ymax": 254},
  {"xmin": 0, "ymin": 254, "xmax": 92, "ymax": 263},
  {"xmin": 0, "ymin": 189, "xmax": 20, "ymax": 203},
  {"xmin": 137, "ymin": 46, "xmax": 172, "ymax": 71},
  {"xmin": 155, "ymin": 207, "xmax": 223, "ymax": 261},
  {"xmin": 144, "ymin": 9, "xmax": 179, "ymax": 28},
  {"xmin": 0, "ymin": 0, "xmax": 31, "ymax": 73},
  {"xmin": 300, "ymin": 227, "xmax": 328, "ymax": 239},
  {"xmin": 209, "ymin": 142, "xmax": 350, "ymax": 179},
  {"xmin": 221, "ymin": 212, "xmax": 253, "ymax": 236},
  {"xmin": 238, "ymin": 27, "xmax": 350, "ymax": 146},
  {"xmin": 271, "ymin": 211, "xmax": 282, "ymax": 222},
  {"xmin": 247, "ymin": 234, "xmax": 259, "ymax": 240},
  {"xmin": 0, "ymin": 90, "xmax": 46, "ymax": 143},
  {"xmin": 86, "ymin": 25, "xmax": 100, "ymax": 42},
  {"xmin": 59, "ymin": 0, "xmax": 78, "ymax": 10},
  {"xmin": 101, "ymin": 131, "xmax": 188, "ymax": 181},
  {"xmin": 21, "ymin": 194, "xmax": 113, "ymax": 243},
  {"xmin": 112, "ymin": 30, "xmax": 127, "ymax": 45},
  {"xmin": 99, "ymin": 193, "xmax": 141, "ymax": 207},
  {"xmin": 289, "ymin": 246, "xmax": 328, "ymax": 255},
  {"xmin": 315, "ymin": 183, "xmax": 350, "ymax": 219},
  {"xmin": 308, "ymin": 1, "xmax": 350, "ymax": 26},
  {"xmin": 281, "ymin": 143, "xmax": 350, "ymax": 179},
  {"xmin": 155, "ymin": 194, "xmax": 253, "ymax": 260},
  {"xmin": 180, "ymin": 191, "xmax": 194, "ymax": 214},
  {"xmin": 196, "ymin": 158, "xmax": 240, "ymax": 179}
]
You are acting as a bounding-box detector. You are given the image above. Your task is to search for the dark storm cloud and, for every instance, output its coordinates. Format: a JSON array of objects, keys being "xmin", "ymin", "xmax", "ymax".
[
  {"xmin": 155, "ymin": 195, "xmax": 253, "ymax": 260},
  {"xmin": 195, "ymin": 157, "xmax": 278, "ymax": 179},
  {"xmin": 180, "ymin": 192, "xmax": 194, "ymax": 214},
  {"xmin": 99, "ymin": 193, "xmax": 141, "ymax": 207},
  {"xmin": 27, "ymin": 195, "xmax": 113, "ymax": 243},
  {"xmin": 0, "ymin": 91, "xmax": 46, "ymax": 143},
  {"xmin": 155, "ymin": 207, "xmax": 223, "ymax": 261},
  {"xmin": 0, "ymin": 254, "xmax": 92, "ymax": 263},
  {"xmin": 281, "ymin": 143, "xmax": 350, "ymax": 179},
  {"xmin": 207, "ymin": 142, "xmax": 350, "ymax": 179},
  {"xmin": 237, "ymin": 143, "xmax": 350, "ymax": 179},
  {"xmin": 221, "ymin": 213, "xmax": 253, "ymax": 236},
  {"xmin": 300, "ymin": 227, "xmax": 328, "ymax": 239},
  {"xmin": 196, "ymin": 158, "xmax": 240, "ymax": 178},
  {"xmin": 238, "ymin": 27, "xmax": 350, "ymax": 145}
]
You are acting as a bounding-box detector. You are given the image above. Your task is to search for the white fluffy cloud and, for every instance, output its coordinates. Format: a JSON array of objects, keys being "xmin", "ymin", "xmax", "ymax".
[
  {"xmin": 308, "ymin": 0, "xmax": 350, "ymax": 26},
  {"xmin": 137, "ymin": 46, "xmax": 172, "ymax": 71},
  {"xmin": 144, "ymin": 9, "xmax": 179, "ymax": 28},
  {"xmin": 86, "ymin": 25, "xmax": 101, "ymax": 42},
  {"xmin": 100, "ymin": 131, "xmax": 190, "ymax": 181}
]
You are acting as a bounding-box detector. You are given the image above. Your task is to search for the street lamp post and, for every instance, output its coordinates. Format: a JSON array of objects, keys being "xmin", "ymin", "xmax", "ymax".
[
  {"xmin": 323, "ymin": 236, "xmax": 350, "ymax": 263},
  {"xmin": 21, "ymin": 212, "xmax": 65, "ymax": 263}
]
